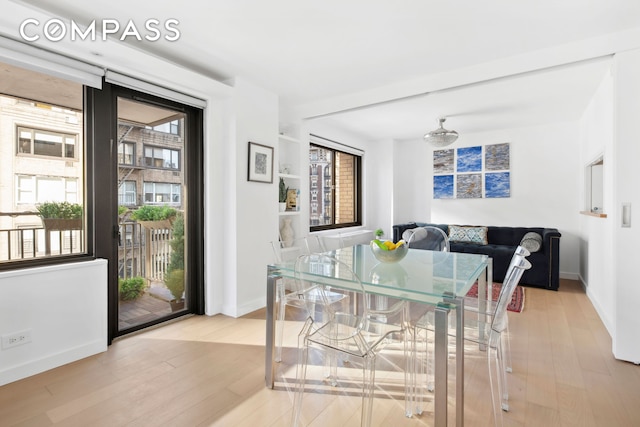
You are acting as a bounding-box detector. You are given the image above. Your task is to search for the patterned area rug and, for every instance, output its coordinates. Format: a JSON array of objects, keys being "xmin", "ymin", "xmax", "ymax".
[{"xmin": 465, "ymin": 282, "xmax": 525, "ymax": 313}]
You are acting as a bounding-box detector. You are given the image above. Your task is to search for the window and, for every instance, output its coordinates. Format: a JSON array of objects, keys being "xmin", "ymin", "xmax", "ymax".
[
  {"xmin": 309, "ymin": 142, "xmax": 362, "ymax": 231},
  {"xmin": 15, "ymin": 175, "xmax": 78, "ymax": 204},
  {"xmin": 143, "ymin": 145, "xmax": 180, "ymax": 169},
  {"xmin": 118, "ymin": 181, "xmax": 137, "ymax": 205},
  {"xmin": 149, "ymin": 119, "xmax": 180, "ymax": 135},
  {"xmin": 143, "ymin": 182, "xmax": 181, "ymax": 205},
  {"xmin": 17, "ymin": 127, "xmax": 77, "ymax": 159},
  {"xmin": 118, "ymin": 141, "xmax": 135, "ymax": 165},
  {"xmin": 0, "ymin": 62, "xmax": 86, "ymax": 265}
]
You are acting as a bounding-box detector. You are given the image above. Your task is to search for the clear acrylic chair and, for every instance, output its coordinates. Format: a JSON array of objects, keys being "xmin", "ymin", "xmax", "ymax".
[
  {"xmin": 462, "ymin": 245, "xmax": 530, "ymax": 374},
  {"xmin": 403, "ymin": 225, "xmax": 450, "ymax": 252},
  {"xmin": 416, "ymin": 247, "xmax": 530, "ymax": 386},
  {"xmin": 270, "ymin": 237, "xmax": 348, "ymax": 363},
  {"xmin": 291, "ymin": 254, "xmax": 408, "ymax": 427},
  {"xmin": 414, "ymin": 249, "xmax": 531, "ymax": 426}
]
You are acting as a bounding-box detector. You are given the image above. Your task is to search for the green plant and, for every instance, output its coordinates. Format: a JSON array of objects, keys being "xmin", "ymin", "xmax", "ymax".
[
  {"xmin": 118, "ymin": 276, "xmax": 146, "ymax": 300},
  {"xmin": 375, "ymin": 228, "xmax": 384, "ymax": 238},
  {"xmin": 165, "ymin": 269, "xmax": 185, "ymax": 301},
  {"xmin": 36, "ymin": 201, "xmax": 82, "ymax": 219},
  {"xmin": 165, "ymin": 213, "xmax": 185, "ymax": 302},
  {"xmin": 118, "ymin": 205, "xmax": 128, "ymax": 216},
  {"xmin": 130, "ymin": 205, "xmax": 177, "ymax": 221},
  {"xmin": 279, "ymin": 177, "xmax": 288, "ymax": 203},
  {"xmin": 168, "ymin": 213, "xmax": 184, "ymax": 272}
]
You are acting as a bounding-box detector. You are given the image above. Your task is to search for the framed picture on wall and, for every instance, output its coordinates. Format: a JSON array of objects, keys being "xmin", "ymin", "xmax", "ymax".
[{"xmin": 247, "ymin": 141, "xmax": 274, "ymax": 183}]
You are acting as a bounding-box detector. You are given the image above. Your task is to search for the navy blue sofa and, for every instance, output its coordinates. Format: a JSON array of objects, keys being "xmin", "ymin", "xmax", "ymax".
[{"xmin": 392, "ymin": 222, "xmax": 561, "ymax": 290}]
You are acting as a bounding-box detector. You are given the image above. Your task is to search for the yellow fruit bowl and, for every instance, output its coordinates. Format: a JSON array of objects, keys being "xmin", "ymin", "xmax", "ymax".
[{"xmin": 370, "ymin": 239, "xmax": 408, "ymax": 263}]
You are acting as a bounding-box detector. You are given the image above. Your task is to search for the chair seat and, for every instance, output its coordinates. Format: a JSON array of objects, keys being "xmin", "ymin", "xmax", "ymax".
[
  {"xmin": 307, "ymin": 313, "xmax": 404, "ymax": 357},
  {"xmin": 415, "ymin": 307, "xmax": 497, "ymax": 345},
  {"xmin": 283, "ymin": 286, "xmax": 348, "ymax": 306}
]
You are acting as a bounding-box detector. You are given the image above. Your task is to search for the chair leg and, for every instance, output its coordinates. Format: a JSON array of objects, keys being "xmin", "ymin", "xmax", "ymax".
[
  {"xmin": 487, "ymin": 343, "xmax": 505, "ymax": 427},
  {"xmin": 502, "ymin": 317, "xmax": 513, "ymax": 373},
  {"xmin": 413, "ymin": 314, "xmax": 436, "ymax": 416},
  {"xmin": 292, "ymin": 325, "xmax": 312, "ymax": 427},
  {"xmin": 496, "ymin": 338, "xmax": 510, "ymax": 410},
  {"xmin": 412, "ymin": 324, "xmax": 427, "ymax": 415},
  {"xmin": 361, "ymin": 355, "xmax": 376, "ymax": 427}
]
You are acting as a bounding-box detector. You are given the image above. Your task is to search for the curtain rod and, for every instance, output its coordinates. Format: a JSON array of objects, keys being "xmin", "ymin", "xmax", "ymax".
[{"xmin": 310, "ymin": 133, "xmax": 364, "ymax": 154}]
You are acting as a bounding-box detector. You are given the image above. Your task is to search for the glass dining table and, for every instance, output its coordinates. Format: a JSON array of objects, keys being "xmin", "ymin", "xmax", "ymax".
[{"xmin": 265, "ymin": 244, "xmax": 490, "ymax": 427}]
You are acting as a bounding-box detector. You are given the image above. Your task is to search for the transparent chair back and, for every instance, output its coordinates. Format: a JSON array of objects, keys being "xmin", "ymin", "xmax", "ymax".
[
  {"xmin": 291, "ymin": 253, "xmax": 407, "ymax": 426},
  {"xmin": 270, "ymin": 238, "xmax": 349, "ymax": 362},
  {"xmin": 305, "ymin": 234, "xmax": 327, "ymax": 253},
  {"xmin": 414, "ymin": 246, "xmax": 531, "ymax": 425},
  {"xmin": 403, "ymin": 226, "xmax": 450, "ymax": 252},
  {"xmin": 487, "ymin": 255, "xmax": 531, "ymax": 426}
]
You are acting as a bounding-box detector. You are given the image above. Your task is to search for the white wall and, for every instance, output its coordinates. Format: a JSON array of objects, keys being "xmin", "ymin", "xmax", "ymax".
[
  {"xmin": 228, "ymin": 78, "xmax": 279, "ymax": 317},
  {"xmin": 395, "ymin": 122, "xmax": 582, "ymax": 278},
  {"xmin": 393, "ymin": 138, "xmax": 432, "ymax": 225},
  {"xmin": 578, "ymin": 70, "xmax": 615, "ymax": 333},
  {"xmin": 612, "ymin": 49, "xmax": 640, "ymax": 363},
  {"xmin": 364, "ymin": 139, "xmax": 395, "ymax": 238},
  {"xmin": 0, "ymin": 260, "xmax": 107, "ymax": 386}
]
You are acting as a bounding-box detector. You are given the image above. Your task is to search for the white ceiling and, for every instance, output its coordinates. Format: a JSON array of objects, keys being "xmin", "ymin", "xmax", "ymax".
[
  {"xmin": 312, "ymin": 58, "xmax": 613, "ymax": 141},
  {"xmin": 16, "ymin": 0, "xmax": 640, "ymax": 140}
]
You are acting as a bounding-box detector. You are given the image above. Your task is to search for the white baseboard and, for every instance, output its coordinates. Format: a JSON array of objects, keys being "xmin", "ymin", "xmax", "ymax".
[
  {"xmin": 560, "ymin": 271, "xmax": 580, "ymax": 281},
  {"xmin": 219, "ymin": 297, "xmax": 265, "ymax": 318},
  {"xmin": 0, "ymin": 340, "xmax": 106, "ymax": 386}
]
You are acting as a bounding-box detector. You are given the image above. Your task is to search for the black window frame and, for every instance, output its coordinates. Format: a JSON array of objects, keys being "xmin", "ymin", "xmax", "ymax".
[
  {"xmin": 309, "ymin": 142, "xmax": 362, "ymax": 232},
  {"xmin": 0, "ymin": 89, "xmax": 94, "ymax": 272}
]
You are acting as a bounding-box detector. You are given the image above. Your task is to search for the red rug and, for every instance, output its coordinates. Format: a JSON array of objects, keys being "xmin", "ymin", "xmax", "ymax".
[{"xmin": 465, "ymin": 282, "xmax": 525, "ymax": 313}]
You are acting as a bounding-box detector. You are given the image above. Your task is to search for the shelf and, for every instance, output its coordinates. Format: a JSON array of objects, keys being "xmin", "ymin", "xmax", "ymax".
[
  {"xmin": 279, "ymin": 211, "xmax": 300, "ymax": 216},
  {"xmin": 279, "ymin": 134, "xmax": 300, "ymax": 144},
  {"xmin": 277, "ymin": 129, "xmax": 302, "ymax": 244},
  {"xmin": 278, "ymin": 173, "xmax": 300, "ymax": 180},
  {"xmin": 580, "ymin": 211, "xmax": 607, "ymax": 218}
]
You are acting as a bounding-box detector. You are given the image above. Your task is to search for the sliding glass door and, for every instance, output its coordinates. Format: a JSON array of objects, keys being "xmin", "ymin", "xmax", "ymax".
[{"xmin": 90, "ymin": 82, "xmax": 204, "ymax": 342}]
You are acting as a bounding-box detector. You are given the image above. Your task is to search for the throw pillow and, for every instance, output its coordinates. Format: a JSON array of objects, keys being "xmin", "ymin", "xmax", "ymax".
[
  {"xmin": 448, "ymin": 225, "xmax": 488, "ymax": 245},
  {"xmin": 520, "ymin": 232, "xmax": 542, "ymax": 253}
]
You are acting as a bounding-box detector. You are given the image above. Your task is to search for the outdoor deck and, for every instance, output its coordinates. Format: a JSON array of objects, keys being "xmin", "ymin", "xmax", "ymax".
[{"xmin": 118, "ymin": 287, "xmax": 173, "ymax": 330}]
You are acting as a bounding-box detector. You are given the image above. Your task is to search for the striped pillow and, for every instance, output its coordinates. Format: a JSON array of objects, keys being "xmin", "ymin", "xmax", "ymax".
[{"xmin": 448, "ymin": 225, "xmax": 488, "ymax": 245}]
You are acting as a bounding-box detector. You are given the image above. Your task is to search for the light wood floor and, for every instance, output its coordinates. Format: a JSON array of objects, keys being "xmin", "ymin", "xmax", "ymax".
[{"xmin": 1, "ymin": 279, "xmax": 639, "ymax": 426}]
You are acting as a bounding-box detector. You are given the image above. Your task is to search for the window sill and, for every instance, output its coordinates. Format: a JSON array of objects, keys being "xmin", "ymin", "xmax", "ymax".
[{"xmin": 580, "ymin": 211, "xmax": 607, "ymax": 218}]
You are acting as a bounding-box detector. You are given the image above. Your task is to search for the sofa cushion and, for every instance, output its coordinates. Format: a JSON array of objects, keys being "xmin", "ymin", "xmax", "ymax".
[
  {"xmin": 448, "ymin": 225, "xmax": 488, "ymax": 245},
  {"xmin": 520, "ymin": 231, "xmax": 543, "ymax": 253}
]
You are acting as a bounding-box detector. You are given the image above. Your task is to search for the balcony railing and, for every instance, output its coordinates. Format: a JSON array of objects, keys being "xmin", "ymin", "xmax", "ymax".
[
  {"xmin": 1, "ymin": 212, "xmax": 173, "ymax": 283},
  {"xmin": 0, "ymin": 212, "xmax": 83, "ymax": 261}
]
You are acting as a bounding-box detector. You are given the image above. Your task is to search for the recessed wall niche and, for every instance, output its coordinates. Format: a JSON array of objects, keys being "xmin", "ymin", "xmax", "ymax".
[{"xmin": 584, "ymin": 155, "xmax": 606, "ymax": 217}]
